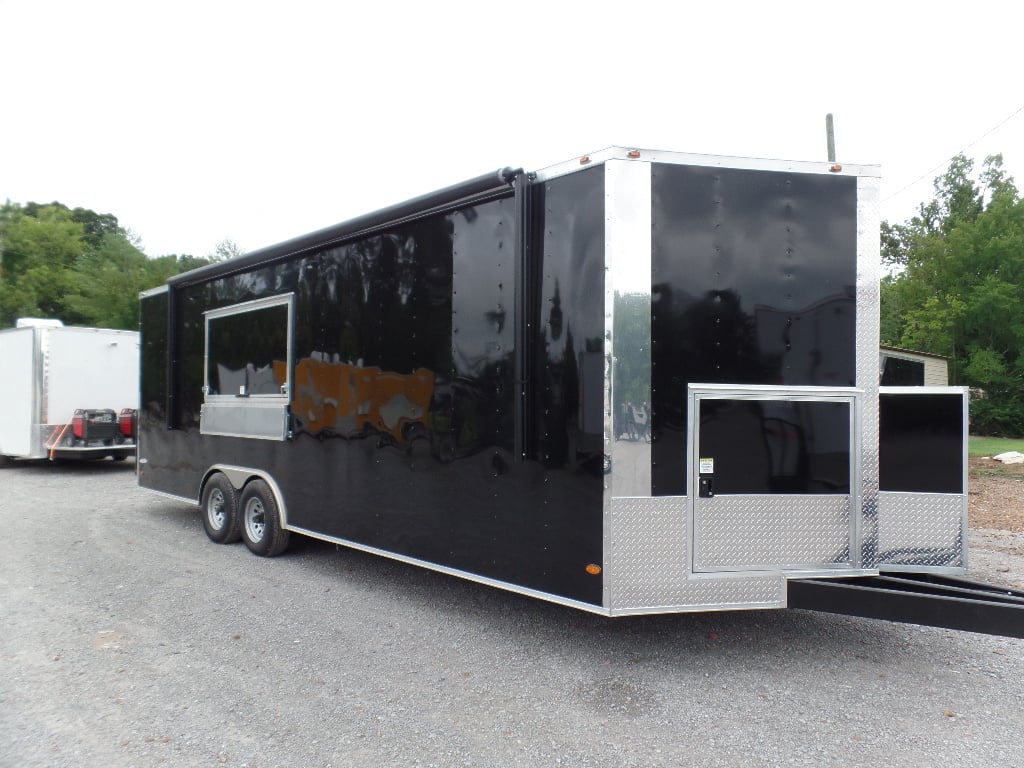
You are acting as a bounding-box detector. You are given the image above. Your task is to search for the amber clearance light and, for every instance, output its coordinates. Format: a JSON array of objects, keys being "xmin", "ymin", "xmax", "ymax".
[{"xmin": 585, "ymin": 564, "xmax": 602, "ymax": 575}]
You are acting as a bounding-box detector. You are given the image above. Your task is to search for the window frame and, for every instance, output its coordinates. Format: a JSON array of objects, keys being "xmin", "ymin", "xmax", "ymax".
[{"xmin": 203, "ymin": 293, "xmax": 295, "ymax": 402}]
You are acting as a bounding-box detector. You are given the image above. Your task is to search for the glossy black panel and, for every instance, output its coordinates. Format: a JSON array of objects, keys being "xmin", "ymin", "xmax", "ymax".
[
  {"xmin": 651, "ymin": 164, "xmax": 858, "ymax": 495},
  {"xmin": 698, "ymin": 399, "xmax": 851, "ymax": 494},
  {"xmin": 880, "ymin": 393, "xmax": 964, "ymax": 493},
  {"xmin": 139, "ymin": 291, "xmax": 167, "ymax": 468},
  {"xmin": 141, "ymin": 190, "xmax": 603, "ymax": 605},
  {"xmin": 452, "ymin": 203, "xmax": 516, "ymax": 455},
  {"xmin": 532, "ymin": 167, "xmax": 607, "ymax": 474},
  {"xmin": 881, "ymin": 356, "xmax": 925, "ymax": 386},
  {"xmin": 522, "ymin": 167, "xmax": 606, "ymax": 601}
]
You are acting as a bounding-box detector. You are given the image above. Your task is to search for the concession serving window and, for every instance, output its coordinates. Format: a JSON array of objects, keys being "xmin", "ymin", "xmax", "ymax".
[{"xmin": 200, "ymin": 293, "xmax": 294, "ymax": 440}]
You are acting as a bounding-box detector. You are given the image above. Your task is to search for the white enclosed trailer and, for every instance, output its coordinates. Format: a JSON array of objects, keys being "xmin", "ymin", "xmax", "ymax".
[{"xmin": 0, "ymin": 320, "xmax": 139, "ymax": 464}]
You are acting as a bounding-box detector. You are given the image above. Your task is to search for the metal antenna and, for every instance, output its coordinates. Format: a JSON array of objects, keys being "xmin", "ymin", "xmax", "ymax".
[{"xmin": 826, "ymin": 113, "xmax": 836, "ymax": 162}]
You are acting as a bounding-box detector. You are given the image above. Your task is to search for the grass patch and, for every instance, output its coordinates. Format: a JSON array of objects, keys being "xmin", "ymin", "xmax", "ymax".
[
  {"xmin": 970, "ymin": 465, "xmax": 1016, "ymax": 478},
  {"xmin": 969, "ymin": 436, "xmax": 1024, "ymax": 457}
]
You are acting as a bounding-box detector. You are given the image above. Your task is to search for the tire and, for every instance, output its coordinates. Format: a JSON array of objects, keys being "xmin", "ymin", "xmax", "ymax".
[
  {"xmin": 201, "ymin": 473, "xmax": 241, "ymax": 544},
  {"xmin": 239, "ymin": 478, "xmax": 290, "ymax": 557}
]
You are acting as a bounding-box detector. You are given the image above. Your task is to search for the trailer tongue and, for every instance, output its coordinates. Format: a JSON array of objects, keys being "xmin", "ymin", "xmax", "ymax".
[{"xmin": 789, "ymin": 573, "xmax": 1024, "ymax": 639}]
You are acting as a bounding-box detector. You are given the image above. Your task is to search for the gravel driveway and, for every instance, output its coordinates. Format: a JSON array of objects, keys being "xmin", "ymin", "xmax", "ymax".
[{"xmin": 2, "ymin": 460, "xmax": 1022, "ymax": 768}]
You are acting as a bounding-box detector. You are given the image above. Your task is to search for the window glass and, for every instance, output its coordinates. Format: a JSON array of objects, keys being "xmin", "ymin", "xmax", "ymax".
[
  {"xmin": 206, "ymin": 301, "xmax": 289, "ymax": 397},
  {"xmin": 698, "ymin": 398, "xmax": 851, "ymax": 494}
]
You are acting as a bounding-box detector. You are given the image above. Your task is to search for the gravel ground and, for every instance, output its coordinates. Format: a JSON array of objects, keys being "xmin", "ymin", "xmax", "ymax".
[
  {"xmin": 1, "ymin": 460, "xmax": 1023, "ymax": 768},
  {"xmin": 967, "ymin": 457, "xmax": 1024, "ymax": 590}
]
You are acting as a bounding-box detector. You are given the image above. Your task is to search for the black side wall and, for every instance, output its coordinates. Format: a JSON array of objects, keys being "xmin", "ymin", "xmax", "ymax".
[{"xmin": 139, "ymin": 174, "xmax": 605, "ymax": 605}]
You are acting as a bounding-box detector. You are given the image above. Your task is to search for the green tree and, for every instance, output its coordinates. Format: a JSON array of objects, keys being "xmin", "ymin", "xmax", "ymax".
[
  {"xmin": 0, "ymin": 202, "xmax": 87, "ymax": 325},
  {"xmin": 145, "ymin": 253, "xmax": 213, "ymax": 284},
  {"xmin": 1, "ymin": 200, "xmax": 214, "ymax": 330},
  {"xmin": 881, "ymin": 154, "xmax": 1024, "ymax": 435},
  {"xmin": 22, "ymin": 202, "xmax": 122, "ymax": 249},
  {"xmin": 210, "ymin": 238, "xmax": 244, "ymax": 262},
  {"xmin": 916, "ymin": 153, "xmax": 983, "ymax": 234},
  {"xmin": 64, "ymin": 232, "xmax": 151, "ymax": 328}
]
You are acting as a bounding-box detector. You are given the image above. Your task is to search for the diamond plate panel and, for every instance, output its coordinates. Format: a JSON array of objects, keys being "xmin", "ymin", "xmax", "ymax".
[
  {"xmin": 608, "ymin": 497, "xmax": 785, "ymax": 611},
  {"xmin": 857, "ymin": 177, "xmax": 882, "ymax": 567},
  {"xmin": 610, "ymin": 576, "xmax": 786, "ymax": 616},
  {"xmin": 693, "ymin": 495, "xmax": 851, "ymax": 571},
  {"xmin": 609, "ymin": 497, "xmax": 688, "ymax": 606},
  {"xmin": 876, "ymin": 492, "xmax": 965, "ymax": 568}
]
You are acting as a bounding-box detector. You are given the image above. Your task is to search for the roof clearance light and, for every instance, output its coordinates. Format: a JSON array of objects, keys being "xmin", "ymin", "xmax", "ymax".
[
  {"xmin": 580, "ymin": 155, "xmax": 591, "ymax": 165},
  {"xmin": 830, "ymin": 164, "xmax": 843, "ymax": 173},
  {"xmin": 627, "ymin": 150, "xmax": 641, "ymax": 158}
]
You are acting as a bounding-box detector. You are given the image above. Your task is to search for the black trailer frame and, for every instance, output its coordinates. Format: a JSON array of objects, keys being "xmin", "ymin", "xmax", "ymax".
[{"xmin": 138, "ymin": 147, "xmax": 1023, "ymax": 637}]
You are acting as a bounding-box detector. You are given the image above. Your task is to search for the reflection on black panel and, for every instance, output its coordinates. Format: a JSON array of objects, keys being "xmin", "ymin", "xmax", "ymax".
[
  {"xmin": 698, "ymin": 399, "xmax": 851, "ymax": 494},
  {"xmin": 652, "ymin": 164, "xmax": 858, "ymax": 495},
  {"xmin": 206, "ymin": 303, "xmax": 289, "ymax": 396},
  {"xmin": 531, "ymin": 166, "xmax": 607, "ymax": 476},
  {"xmin": 452, "ymin": 201, "xmax": 516, "ymax": 456},
  {"xmin": 880, "ymin": 393, "xmax": 964, "ymax": 493}
]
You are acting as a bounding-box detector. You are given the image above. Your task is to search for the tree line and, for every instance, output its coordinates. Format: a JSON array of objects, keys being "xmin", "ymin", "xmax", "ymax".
[
  {"xmin": 882, "ymin": 154, "xmax": 1024, "ymax": 435},
  {"xmin": 0, "ymin": 201, "xmax": 231, "ymax": 330},
  {"xmin": 3, "ymin": 155, "xmax": 1023, "ymax": 435}
]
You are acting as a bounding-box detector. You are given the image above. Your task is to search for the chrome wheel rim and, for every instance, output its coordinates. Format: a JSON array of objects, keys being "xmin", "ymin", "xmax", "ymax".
[
  {"xmin": 207, "ymin": 489, "xmax": 226, "ymax": 530},
  {"xmin": 245, "ymin": 497, "xmax": 266, "ymax": 542}
]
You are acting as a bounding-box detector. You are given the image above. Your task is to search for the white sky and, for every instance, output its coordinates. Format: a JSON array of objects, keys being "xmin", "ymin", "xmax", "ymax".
[{"xmin": 2, "ymin": 0, "xmax": 1021, "ymax": 259}]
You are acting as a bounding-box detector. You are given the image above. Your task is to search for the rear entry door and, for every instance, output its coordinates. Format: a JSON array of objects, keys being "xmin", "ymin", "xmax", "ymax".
[{"xmin": 689, "ymin": 386, "xmax": 860, "ymax": 574}]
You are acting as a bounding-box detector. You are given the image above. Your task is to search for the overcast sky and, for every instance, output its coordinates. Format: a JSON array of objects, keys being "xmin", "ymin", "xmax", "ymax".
[{"xmin": 2, "ymin": 0, "xmax": 1021, "ymax": 259}]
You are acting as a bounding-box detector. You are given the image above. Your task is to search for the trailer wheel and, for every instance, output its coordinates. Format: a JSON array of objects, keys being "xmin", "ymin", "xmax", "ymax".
[
  {"xmin": 201, "ymin": 473, "xmax": 241, "ymax": 544},
  {"xmin": 239, "ymin": 479, "xmax": 290, "ymax": 557}
]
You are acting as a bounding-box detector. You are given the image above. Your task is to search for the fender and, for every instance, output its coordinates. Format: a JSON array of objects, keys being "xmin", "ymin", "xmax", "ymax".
[{"xmin": 200, "ymin": 464, "xmax": 290, "ymax": 529}]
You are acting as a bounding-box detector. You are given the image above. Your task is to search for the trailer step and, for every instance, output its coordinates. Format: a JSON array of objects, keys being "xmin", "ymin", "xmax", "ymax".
[{"xmin": 788, "ymin": 574, "xmax": 1024, "ymax": 639}]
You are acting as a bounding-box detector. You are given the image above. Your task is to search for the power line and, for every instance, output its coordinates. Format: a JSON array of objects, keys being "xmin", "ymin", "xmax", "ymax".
[{"xmin": 883, "ymin": 103, "xmax": 1024, "ymax": 203}]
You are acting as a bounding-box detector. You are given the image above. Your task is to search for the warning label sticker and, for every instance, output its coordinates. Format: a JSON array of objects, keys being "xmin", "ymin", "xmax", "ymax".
[{"xmin": 699, "ymin": 458, "xmax": 714, "ymax": 474}]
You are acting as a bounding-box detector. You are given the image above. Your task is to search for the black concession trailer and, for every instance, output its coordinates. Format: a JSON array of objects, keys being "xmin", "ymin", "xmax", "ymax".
[{"xmin": 138, "ymin": 147, "xmax": 1024, "ymax": 636}]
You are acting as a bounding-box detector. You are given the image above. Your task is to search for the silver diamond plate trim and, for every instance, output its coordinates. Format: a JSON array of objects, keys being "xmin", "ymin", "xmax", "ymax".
[
  {"xmin": 609, "ymin": 496, "xmax": 688, "ymax": 606},
  {"xmin": 608, "ymin": 496, "xmax": 785, "ymax": 612},
  {"xmin": 876, "ymin": 492, "xmax": 966, "ymax": 569},
  {"xmin": 856, "ymin": 176, "xmax": 882, "ymax": 567},
  {"xmin": 693, "ymin": 495, "xmax": 851, "ymax": 571},
  {"xmin": 610, "ymin": 576, "xmax": 785, "ymax": 616}
]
